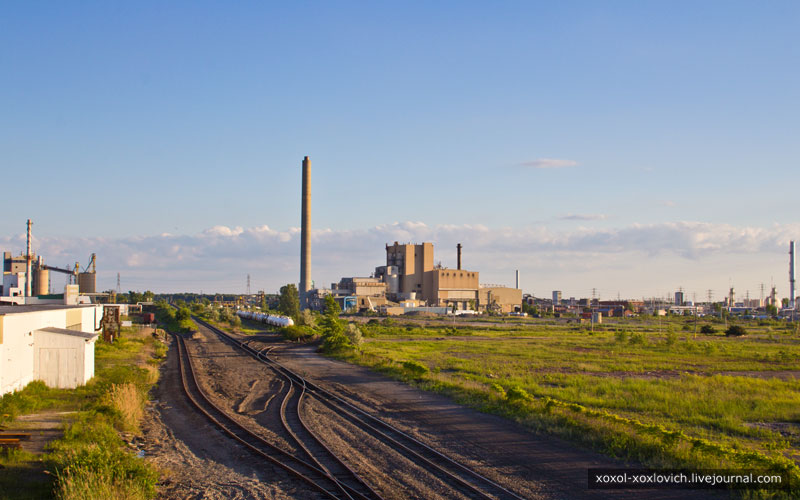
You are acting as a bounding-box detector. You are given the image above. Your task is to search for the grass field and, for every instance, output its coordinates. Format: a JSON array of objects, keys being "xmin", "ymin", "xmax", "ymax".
[{"xmin": 332, "ymin": 315, "xmax": 800, "ymax": 496}]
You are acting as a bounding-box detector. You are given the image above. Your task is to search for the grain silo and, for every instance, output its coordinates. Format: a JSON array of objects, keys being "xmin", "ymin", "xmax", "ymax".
[
  {"xmin": 78, "ymin": 253, "xmax": 97, "ymax": 293},
  {"xmin": 34, "ymin": 265, "xmax": 49, "ymax": 296}
]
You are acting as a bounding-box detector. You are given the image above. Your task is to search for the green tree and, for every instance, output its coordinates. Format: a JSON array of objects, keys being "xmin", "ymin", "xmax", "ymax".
[
  {"xmin": 320, "ymin": 296, "xmax": 349, "ymax": 352},
  {"xmin": 176, "ymin": 307, "xmax": 191, "ymax": 322},
  {"xmin": 279, "ymin": 284, "xmax": 300, "ymax": 320},
  {"xmin": 766, "ymin": 304, "xmax": 778, "ymax": 318}
]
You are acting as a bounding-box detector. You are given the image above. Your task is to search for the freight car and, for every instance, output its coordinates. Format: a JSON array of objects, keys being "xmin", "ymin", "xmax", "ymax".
[{"xmin": 236, "ymin": 310, "xmax": 294, "ymax": 327}]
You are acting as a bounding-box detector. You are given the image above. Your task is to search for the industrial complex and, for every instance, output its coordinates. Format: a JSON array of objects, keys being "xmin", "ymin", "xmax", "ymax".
[
  {"xmin": 2, "ymin": 220, "xmax": 99, "ymax": 305},
  {"xmin": 295, "ymin": 157, "xmax": 522, "ymax": 315},
  {"xmin": 292, "ymin": 156, "xmax": 799, "ymax": 321},
  {"xmin": 319, "ymin": 241, "xmax": 522, "ymax": 315}
]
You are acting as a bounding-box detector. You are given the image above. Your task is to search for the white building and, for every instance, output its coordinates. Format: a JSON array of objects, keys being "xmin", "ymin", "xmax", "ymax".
[{"xmin": 0, "ymin": 304, "xmax": 101, "ymax": 395}]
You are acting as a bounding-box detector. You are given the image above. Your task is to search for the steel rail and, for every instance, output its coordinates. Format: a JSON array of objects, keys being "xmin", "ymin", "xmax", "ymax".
[
  {"xmin": 198, "ymin": 316, "xmax": 526, "ymax": 500},
  {"xmin": 249, "ymin": 337, "xmax": 383, "ymax": 500},
  {"xmin": 172, "ymin": 332, "xmax": 373, "ymax": 500}
]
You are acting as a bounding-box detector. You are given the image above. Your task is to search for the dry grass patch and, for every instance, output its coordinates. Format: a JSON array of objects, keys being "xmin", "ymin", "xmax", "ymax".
[{"xmin": 105, "ymin": 383, "xmax": 145, "ymax": 433}]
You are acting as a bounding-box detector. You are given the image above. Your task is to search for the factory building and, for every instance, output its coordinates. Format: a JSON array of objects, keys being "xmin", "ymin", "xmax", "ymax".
[
  {"xmin": 0, "ymin": 304, "xmax": 101, "ymax": 395},
  {"xmin": 331, "ymin": 277, "xmax": 389, "ymax": 311},
  {"xmin": 327, "ymin": 241, "xmax": 521, "ymax": 314},
  {"xmin": 480, "ymin": 286, "xmax": 523, "ymax": 314}
]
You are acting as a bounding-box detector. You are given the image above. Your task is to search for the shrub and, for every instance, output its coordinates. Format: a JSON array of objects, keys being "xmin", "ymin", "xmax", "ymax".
[
  {"xmin": 614, "ymin": 330, "xmax": 628, "ymax": 343},
  {"xmin": 281, "ymin": 325, "xmax": 316, "ymax": 342},
  {"xmin": 299, "ymin": 309, "xmax": 316, "ymax": 327},
  {"xmin": 175, "ymin": 307, "xmax": 191, "ymax": 322},
  {"xmin": 489, "ymin": 383, "xmax": 506, "ymax": 398},
  {"xmin": 401, "ymin": 360, "xmax": 429, "ymax": 378},
  {"xmin": 725, "ymin": 325, "xmax": 747, "ymax": 337},
  {"xmin": 505, "ymin": 386, "xmax": 533, "ymax": 404},
  {"xmin": 628, "ymin": 332, "xmax": 646, "ymax": 345},
  {"xmin": 665, "ymin": 330, "xmax": 678, "ymax": 347},
  {"xmin": 345, "ymin": 323, "xmax": 363, "ymax": 347},
  {"xmin": 700, "ymin": 324, "xmax": 716, "ymax": 335}
]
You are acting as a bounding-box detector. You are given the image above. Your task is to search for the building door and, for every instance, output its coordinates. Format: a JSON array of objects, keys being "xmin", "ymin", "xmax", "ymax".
[{"xmin": 38, "ymin": 348, "xmax": 79, "ymax": 388}]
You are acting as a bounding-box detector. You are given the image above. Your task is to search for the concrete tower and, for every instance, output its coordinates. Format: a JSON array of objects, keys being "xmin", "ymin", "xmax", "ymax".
[
  {"xmin": 300, "ymin": 156, "xmax": 312, "ymax": 309},
  {"xmin": 26, "ymin": 219, "xmax": 32, "ymax": 297},
  {"xmin": 790, "ymin": 241, "xmax": 796, "ymax": 309}
]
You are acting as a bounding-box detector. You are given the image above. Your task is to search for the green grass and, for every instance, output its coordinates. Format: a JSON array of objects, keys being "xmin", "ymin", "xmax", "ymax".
[
  {"xmin": 332, "ymin": 316, "xmax": 800, "ymax": 498},
  {"xmin": 0, "ymin": 327, "xmax": 165, "ymax": 499}
]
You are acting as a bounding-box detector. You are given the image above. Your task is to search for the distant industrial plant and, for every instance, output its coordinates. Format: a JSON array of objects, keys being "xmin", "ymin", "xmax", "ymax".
[
  {"xmin": 292, "ymin": 156, "xmax": 799, "ymax": 320},
  {"xmin": 1, "ymin": 220, "xmax": 100, "ymax": 306}
]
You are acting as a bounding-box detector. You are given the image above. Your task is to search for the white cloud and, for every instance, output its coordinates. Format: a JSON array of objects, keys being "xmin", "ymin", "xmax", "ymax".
[
  {"xmin": 558, "ymin": 214, "xmax": 608, "ymax": 221},
  {"xmin": 3, "ymin": 221, "xmax": 798, "ymax": 296},
  {"xmin": 519, "ymin": 158, "xmax": 579, "ymax": 169}
]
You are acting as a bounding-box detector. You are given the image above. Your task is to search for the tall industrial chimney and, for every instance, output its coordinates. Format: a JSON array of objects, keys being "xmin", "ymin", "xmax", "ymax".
[
  {"xmin": 300, "ymin": 156, "xmax": 312, "ymax": 309},
  {"xmin": 456, "ymin": 243, "xmax": 462, "ymax": 270},
  {"xmin": 790, "ymin": 241, "xmax": 796, "ymax": 309},
  {"xmin": 516, "ymin": 270, "xmax": 520, "ymax": 290},
  {"xmin": 26, "ymin": 219, "xmax": 32, "ymax": 297}
]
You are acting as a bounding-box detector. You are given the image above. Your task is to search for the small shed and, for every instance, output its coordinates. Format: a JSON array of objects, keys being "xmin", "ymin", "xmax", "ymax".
[{"xmin": 33, "ymin": 327, "xmax": 98, "ymax": 389}]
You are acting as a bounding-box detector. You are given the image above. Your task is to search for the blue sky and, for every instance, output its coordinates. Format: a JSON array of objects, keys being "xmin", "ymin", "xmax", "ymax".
[{"xmin": 2, "ymin": 2, "xmax": 799, "ymax": 299}]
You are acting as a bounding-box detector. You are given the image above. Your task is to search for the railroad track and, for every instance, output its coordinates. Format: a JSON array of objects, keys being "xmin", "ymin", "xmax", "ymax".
[
  {"xmin": 173, "ymin": 331, "xmax": 382, "ymax": 500},
  {"xmin": 194, "ymin": 316, "xmax": 527, "ymax": 500}
]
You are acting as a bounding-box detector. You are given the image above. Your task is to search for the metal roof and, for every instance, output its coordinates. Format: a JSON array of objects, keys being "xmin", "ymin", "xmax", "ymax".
[
  {"xmin": 37, "ymin": 327, "xmax": 99, "ymax": 340},
  {"xmin": 0, "ymin": 304, "xmax": 97, "ymax": 316}
]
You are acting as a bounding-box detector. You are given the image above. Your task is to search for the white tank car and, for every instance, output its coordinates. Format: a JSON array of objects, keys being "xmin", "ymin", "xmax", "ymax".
[{"xmin": 236, "ymin": 310, "xmax": 294, "ymax": 327}]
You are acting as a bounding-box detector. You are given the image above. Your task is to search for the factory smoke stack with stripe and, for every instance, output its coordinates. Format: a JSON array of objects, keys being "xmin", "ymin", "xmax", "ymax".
[
  {"xmin": 300, "ymin": 156, "xmax": 312, "ymax": 309},
  {"xmin": 457, "ymin": 243, "xmax": 462, "ymax": 270}
]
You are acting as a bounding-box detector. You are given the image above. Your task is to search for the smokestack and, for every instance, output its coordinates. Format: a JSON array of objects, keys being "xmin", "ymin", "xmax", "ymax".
[
  {"xmin": 457, "ymin": 243, "xmax": 462, "ymax": 270},
  {"xmin": 790, "ymin": 241, "xmax": 796, "ymax": 309},
  {"xmin": 516, "ymin": 270, "xmax": 520, "ymax": 290},
  {"xmin": 26, "ymin": 219, "xmax": 32, "ymax": 297},
  {"xmin": 300, "ymin": 156, "xmax": 312, "ymax": 309}
]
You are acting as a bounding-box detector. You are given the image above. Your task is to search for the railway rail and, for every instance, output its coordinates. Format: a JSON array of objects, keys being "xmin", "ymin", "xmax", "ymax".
[
  {"xmin": 173, "ymin": 331, "xmax": 382, "ymax": 500},
  {"xmin": 194, "ymin": 316, "xmax": 527, "ymax": 500}
]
